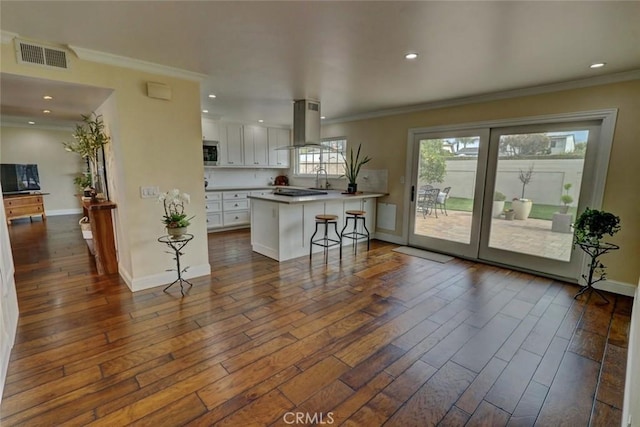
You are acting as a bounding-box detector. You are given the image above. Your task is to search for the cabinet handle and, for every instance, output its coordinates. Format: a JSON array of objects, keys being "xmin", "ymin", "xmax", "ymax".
[
  {"xmin": 234, "ymin": 203, "xmax": 239, "ymax": 207},
  {"xmin": 235, "ymin": 216, "xmax": 239, "ymax": 219}
]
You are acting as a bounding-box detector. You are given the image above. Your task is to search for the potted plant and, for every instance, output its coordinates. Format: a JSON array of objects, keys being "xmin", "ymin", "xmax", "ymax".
[
  {"xmin": 503, "ymin": 208, "xmax": 516, "ymax": 220},
  {"xmin": 63, "ymin": 113, "xmax": 110, "ymax": 200},
  {"xmin": 512, "ymin": 163, "xmax": 534, "ymax": 220},
  {"xmin": 573, "ymin": 207, "xmax": 621, "ymax": 247},
  {"xmin": 492, "ymin": 191, "xmax": 506, "ymax": 218},
  {"xmin": 159, "ymin": 189, "xmax": 194, "ymax": 238},
  {"xmin": 342, "ymin": 144, "xmax": 371, "ymax": 194},
  {"xmin": 559, "ymin": 183, "xmax": 573, "ymax": 214},
  {"xmin": 572, "ymin": 207, "xmax": 621, "ymax": 302}
]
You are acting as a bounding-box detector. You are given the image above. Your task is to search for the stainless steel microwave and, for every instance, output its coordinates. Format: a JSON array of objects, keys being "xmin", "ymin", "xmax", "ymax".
[{"xmin": 203, "ymin": 140, "xmax": 219, "ymax": 166}]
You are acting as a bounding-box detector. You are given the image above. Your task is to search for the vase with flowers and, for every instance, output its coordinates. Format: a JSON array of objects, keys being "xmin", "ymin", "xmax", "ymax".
[{"xmin": 159, "ymin": 189, "xmax": 193, "ymax": 238}]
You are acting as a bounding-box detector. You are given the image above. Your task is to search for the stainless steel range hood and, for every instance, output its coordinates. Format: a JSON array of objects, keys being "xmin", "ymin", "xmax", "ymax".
[{"xmin": 277, "ymin": 99, "xmax": 329, "ymax": 150}]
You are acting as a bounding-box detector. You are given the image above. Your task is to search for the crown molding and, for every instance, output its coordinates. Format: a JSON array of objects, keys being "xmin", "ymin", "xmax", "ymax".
[
  {"xmin": 326, "ymin": 69, "xmax": 640, "ymax": 124},
  {"xmin": 1, "ymin": 30, "xmax": 19, "ymax": 44},
  {"xmin": 68, "ymin": 45, "xmax": 207, "ymax": 82}
]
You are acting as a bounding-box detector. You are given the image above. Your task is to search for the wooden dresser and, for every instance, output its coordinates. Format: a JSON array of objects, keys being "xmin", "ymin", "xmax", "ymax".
[{"xmin": 3, "ymin": 193, "xmax": 47, "ymax": 224}]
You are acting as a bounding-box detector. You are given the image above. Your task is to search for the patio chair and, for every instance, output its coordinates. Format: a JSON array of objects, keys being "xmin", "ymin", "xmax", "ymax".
[
  {"xmin": 436, "ymin": 187, "xmax": 451, "ymax": 216},
  {"xmin": 418, "ymin": 188, "xmax": 440, "ymax": 218}
]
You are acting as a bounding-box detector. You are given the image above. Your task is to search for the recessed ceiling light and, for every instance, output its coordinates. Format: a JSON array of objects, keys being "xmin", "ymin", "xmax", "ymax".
[
  {"xmin": 208, "ymin": 94, "xmax": 217, "ymax": 98},
  {"xmin": 258, "ymin": 119, "xmax": 264, "ymax": 123},
  {"xmin": 43, "ymin": 109, "xmax": 51, "ymax": 114},
  {"xmin": 43, "ymin": 95, "xmax": 53, "ymax": 100},
  {"xmin": 405, "ymin": 52, "xmax": 418, "ymax": 60},
  {"xmin": 202, "ymin": 109, "xmax": 209, "ymax": 113},
  {"xmin": 321, "ymin": 116, "xmax": 326, "ymax": 120},
  {"xmin": 590, "ymin": 62, "xmax": 606, "ymax": 69},
  {"xmin": 28, "ymin": 121, "xmax": 35, "ymax": 125}
]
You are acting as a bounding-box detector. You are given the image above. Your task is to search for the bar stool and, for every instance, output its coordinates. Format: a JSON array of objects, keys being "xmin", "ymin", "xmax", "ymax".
[
  {"xmin": 340, "ymin": 210, "xmax": 370, "ymax": 256},
  {"xmin": 310, "ymin": 214, "xmax": 342, "ymax": 263}
]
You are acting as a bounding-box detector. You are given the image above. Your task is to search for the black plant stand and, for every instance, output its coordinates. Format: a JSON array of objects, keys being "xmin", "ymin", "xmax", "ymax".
[
  {"xmin": 158, "ymin": 234, "xmax": 194, "ymax": 296},
  {"xmin": 574, "ymin": 241, "xmax": 619, "ymax": 304}
]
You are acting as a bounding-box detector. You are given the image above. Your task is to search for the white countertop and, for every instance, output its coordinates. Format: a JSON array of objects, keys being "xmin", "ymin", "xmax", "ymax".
[{"xmin": 248, "ymin": 189, "xmax": 386, "ymax": 204}]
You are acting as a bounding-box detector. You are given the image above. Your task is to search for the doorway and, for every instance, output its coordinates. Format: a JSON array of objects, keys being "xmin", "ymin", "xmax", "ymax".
[{"xmin": 406, "ymin": 110, "xmax": 616, "ymax": 282}]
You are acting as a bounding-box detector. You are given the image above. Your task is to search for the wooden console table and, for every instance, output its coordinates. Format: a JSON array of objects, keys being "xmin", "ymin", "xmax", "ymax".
[
  {"xmin": 3, "ymin": 193, "xmax": 49, "ymax": 224},
  {"xmin": 82, "ymin": 199, "xmax": 118, "ymax": 275}
]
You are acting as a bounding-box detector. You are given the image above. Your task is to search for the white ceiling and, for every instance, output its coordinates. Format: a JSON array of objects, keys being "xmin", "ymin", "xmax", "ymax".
[{"xmin": 1, "ymin": 1, "xmax": 639, "ymax": 128}]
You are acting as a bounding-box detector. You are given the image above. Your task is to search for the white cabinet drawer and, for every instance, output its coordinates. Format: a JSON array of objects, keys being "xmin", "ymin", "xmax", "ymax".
[
  {"xmin": 206, "ymin": 213, "xmax": 222, "ymax": 228},
  {"xmin": 223, "ymin": 199, "xmax": 249, "ymax": 211},
  {"xmin": 250, "ymin": 189, "xmax": 273, "ymax": 197},
  {"xmin": 206, "ymin": 201, "xmax": 222, "ymax": 213},
  {"xmin": 222, "ymin": 191, "xmax": 249, "ymax": 200},
  {"xmin": 205, "ymin": 192, "xmax": 222, "ymax": 201},
  {"xmin": 223, "ymin": 211, "xmax": 250, "ymax": 225}
]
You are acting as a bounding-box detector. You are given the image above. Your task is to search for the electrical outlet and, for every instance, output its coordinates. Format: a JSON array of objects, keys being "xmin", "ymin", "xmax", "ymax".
[{"xmin": 140, "ymin": 186, "xmax": 159, "ymax": 198}]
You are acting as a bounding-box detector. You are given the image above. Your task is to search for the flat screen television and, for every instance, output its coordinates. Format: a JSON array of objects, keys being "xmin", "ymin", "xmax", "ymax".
[{"xmin": 1, "ymin": 164, "xmax": 41, "ymax": 195}]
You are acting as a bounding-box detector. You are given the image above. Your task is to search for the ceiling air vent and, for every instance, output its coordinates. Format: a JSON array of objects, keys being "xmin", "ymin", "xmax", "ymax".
[{"xmin": 15, "ymin": 39, "xmax": 70, "ymax": 69}]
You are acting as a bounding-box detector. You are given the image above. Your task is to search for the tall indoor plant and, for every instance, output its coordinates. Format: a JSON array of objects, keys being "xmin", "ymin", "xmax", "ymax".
[
  {"xmin": 342, "ymin": 144, "xmax": 371, "ymax": 194},
  {"xmin": 63, "ymin": 113, "xmax": 110, "ymax": 200}
]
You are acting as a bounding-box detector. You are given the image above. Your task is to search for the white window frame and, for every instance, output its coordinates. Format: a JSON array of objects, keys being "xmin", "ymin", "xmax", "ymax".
[{"xmin": 294, "ymin": 137, "xmax": 347, "ymax": 177}]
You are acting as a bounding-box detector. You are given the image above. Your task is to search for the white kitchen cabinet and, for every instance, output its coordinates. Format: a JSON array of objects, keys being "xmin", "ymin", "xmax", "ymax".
[
  {"xmin": 243, "ymin": 126, "xmax": 269, "ymax": 166},
  {"xmin": 205, "ymin": 192, "xmax": 223, "ymax": 229},
  {"xmin": 219, "ymin": 123, "xmax": 244, "ymax": 166},
  {"xmin": 268, "ymin": 128, "xmax": 291, "ymax": 167},
  {"xmin": 222, "ymin": 191, "xmax": 250, "ymax": 227},
  {"xmin": 202, "ymin": 118, "xmax": 219, "ymax": 141}
]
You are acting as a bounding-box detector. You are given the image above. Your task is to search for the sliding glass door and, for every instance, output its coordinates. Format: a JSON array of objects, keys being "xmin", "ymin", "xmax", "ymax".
[
  {"xmin": 407, "ymin": 111, "xmax": 615, "ymax": 282},
  {"xmin": 408, "ymin": 129, "xmax": 489, "ymax": 259}
]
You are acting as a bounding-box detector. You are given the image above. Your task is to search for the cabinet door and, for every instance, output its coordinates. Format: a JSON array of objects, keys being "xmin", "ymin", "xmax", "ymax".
[
  {"xmin": 244, "ymin": 126, "xmax": 268, "ymax": 166},
  {"xmin": 268, "ymin": 128, "xmax": 291, "ymax": 167},
  {"xmin": 202, "ymin": 119, "xmax": 219, "ymax": 141},
  {"xmin": 219, "ymin": 123, "xmax": 244, "ymax": 166}
]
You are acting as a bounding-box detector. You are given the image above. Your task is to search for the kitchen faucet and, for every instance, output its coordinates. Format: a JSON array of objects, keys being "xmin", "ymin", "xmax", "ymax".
[{"xmin": 315, "ymin": 167, "xmax": 328, "ymax": 189}]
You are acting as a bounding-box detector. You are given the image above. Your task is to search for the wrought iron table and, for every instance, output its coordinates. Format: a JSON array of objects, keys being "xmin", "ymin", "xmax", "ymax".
[
  {"xmin": 158, "ymin": 233, "xmax": 194, "ymax": 295},
  {"xmin": 574, "ymin": 241, "xmax": 619, "ymax": 303}
]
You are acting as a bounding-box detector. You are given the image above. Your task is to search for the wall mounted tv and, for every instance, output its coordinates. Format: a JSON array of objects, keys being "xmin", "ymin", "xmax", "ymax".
[{"xmin": 1, "ymin": 164, "xmax": 41, "ymax": 195}]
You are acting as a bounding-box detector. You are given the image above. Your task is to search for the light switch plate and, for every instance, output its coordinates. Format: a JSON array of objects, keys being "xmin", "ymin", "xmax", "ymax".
[{"xmin": 140, "ymin": 186, "xmax": 159, "ymax": 198}]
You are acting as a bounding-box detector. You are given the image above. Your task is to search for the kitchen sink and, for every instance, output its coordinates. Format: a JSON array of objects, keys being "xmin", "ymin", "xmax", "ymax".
[{"xmin": 274, "ymin": 188, "xmax": 328, "ymax": 197}]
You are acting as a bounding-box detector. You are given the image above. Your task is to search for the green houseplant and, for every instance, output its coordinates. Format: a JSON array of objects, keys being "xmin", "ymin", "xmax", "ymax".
[
  {"xmin": 572, "ymin": 207, "xmax": 621, "ymax": 303},
  {"xmin": 573, "ymin": 207, "xmax": 621, "ymax": 246},
  {"xmin": 342, "ymin": 144, "xmax": 371, "ymax": 194},
  {"xmin": 63, "ymin": 113, "xmax": 110, "ymax": 200},
  {"xmin": 159, "ymin": 189, "xmax": 194, "ymax": 238}
]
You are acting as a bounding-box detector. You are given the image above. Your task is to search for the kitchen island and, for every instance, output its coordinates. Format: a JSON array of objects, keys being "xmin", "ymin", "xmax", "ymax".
[{"xmin": 248, "ymin": 189, "xmax": 385, "ymax": 261}]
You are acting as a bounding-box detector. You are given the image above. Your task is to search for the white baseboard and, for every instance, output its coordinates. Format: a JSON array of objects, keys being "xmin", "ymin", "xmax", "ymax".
[
  {"xmin": 373, "ymin": 231, "xmax": 406, "ymax": 245},
  {"xmin": 593, "ymin": 279, "xmax": 637, "ymax": 297},
  {"xmin": 45, "ymin": 209, "xmax": 83, "ymax": 216},
  {"xmin": 623, "ymin": 283, "xmax": 638, "ymax": 427},
  {"xmin": 121, "ymin": 263, "xmax": 212, "ymax": 292}
]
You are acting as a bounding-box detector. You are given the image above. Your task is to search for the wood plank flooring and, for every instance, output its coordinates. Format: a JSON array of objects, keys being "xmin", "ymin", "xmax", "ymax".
[{"xmin": 0, "ymin": 215, "xmax": 632, "ymax": 426}]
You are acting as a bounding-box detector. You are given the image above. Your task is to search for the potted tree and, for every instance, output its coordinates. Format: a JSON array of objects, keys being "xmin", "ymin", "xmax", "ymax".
[
  {"xmin": 342, "ymin": 144, "xmax": 371, "ymax": 194},
  {"xmin": 512, "ymin": 164, "xmax": 534, "ymax": 220},
  {"xmin": 63, "ymin": 113, "xmax": 110, "ymax": 201},
  {"xmin": 492, "ymin": 191, "xmax": 506, "ymax": 218},
  {"xmin": 573, "ymin": 207, "xmax": 621, "ymax": 303},
  {"xmin": 559, "ymin": 183, "xmax": 573, "ymax": 214}
]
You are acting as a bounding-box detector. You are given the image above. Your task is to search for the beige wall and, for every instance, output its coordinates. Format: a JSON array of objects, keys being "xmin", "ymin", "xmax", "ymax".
[
  {"xmin": 322, "ymin": 80, "xmax": 640, "ymax": 285},
  {"xmin": 0, "ymin": 126, "xmax": 84, "ymax": 213},
  {"xmin": 1, "ymin": 42, "xmax": 209, "ymax": 288}
]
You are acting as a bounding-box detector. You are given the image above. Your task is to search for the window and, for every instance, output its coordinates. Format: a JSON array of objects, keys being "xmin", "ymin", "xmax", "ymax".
[{"xmin": 295, "ymin": 138, "xmax": 346, "ymax": 176}]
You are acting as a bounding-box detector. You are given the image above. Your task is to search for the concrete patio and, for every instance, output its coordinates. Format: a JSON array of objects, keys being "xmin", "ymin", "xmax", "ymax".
[{"xmin": 414, "ymin": 210, "xmax": 574, "ymax": 261}]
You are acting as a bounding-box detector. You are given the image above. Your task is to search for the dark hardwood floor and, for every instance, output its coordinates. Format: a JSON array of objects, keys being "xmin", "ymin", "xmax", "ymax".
[{"xmin": 0, "ymin": 215, "xmax": 631, "ymax": 426}]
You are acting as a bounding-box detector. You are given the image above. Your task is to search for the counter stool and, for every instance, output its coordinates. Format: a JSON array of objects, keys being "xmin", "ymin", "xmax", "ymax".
[
  {"xmin": 340, "ymin": 210, "xmax": 370, "ymax": 256},
  {"xmin": 310, "ymin": 214, "xmax": 342, "ymax": 263}
]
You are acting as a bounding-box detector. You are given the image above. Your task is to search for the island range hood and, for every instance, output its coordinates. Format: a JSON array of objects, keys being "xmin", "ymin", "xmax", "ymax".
[{"xmin": 277, "ymin": 99, "xmax": 329, "ymax": 150}]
